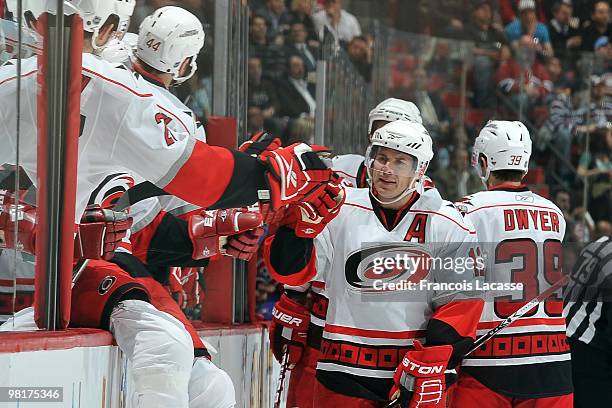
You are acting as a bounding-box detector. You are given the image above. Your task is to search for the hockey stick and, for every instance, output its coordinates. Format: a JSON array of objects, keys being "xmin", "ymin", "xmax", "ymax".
[
  {"xmin": 386, "ymin": 274, "xmax": 570, "ymax": 408},
  {"xmin": 466, "ymin": 274, "xmax": 569, "ymax": 355},
  {"xmin": 274, "ymin": 350, "xmax": 290, "ymax": 408}
]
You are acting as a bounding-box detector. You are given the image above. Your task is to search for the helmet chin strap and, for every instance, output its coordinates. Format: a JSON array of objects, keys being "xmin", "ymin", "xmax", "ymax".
[
  {"xmin": 476, "ymin": 155, "xmax": 491, "ymax": 189},
  {"xmin": 172, "ymin": 57, "xmax": 198, "ymax": 86}
]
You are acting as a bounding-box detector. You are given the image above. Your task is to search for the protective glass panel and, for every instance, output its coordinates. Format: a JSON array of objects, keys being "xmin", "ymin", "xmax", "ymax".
[{"xmin": 0, "ymin": 5, "xmax": 41, "ymax": 326}]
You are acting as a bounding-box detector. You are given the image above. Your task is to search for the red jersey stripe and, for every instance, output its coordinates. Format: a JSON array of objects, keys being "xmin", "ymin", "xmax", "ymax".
[{"xmin": 325, "ymin": 323, "xmax": 425, "ymax": 339}]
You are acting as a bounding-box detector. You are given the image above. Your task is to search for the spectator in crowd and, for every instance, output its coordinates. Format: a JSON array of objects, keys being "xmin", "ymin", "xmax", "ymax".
[
  {"xmin": 247, "ymin": 106, "xmax": 266, "ymax": 135},
  {"xmin": 595, "ymin": 219, "xmax": 612, "ymax": 238},
  {"xmin": 554, "ymin": 189, "xmax": 576, "ymax": 240},
  {"xmin": 284, "ymin": 21, "xmax": 319, "ymax": 75},
  {"xmin": 593, "ymin": 36, "xmax": 612, "ymax": 74},
  {"xmin": 312, "ymin": 0, "xmax": 362, "ymax": 45},
  {"xmin": 539, "ymin": 82, "xmax": 577, "ymax": 169},
  {"xmin": 249, "ymin": 14, "xmax": 288, "ymax": 81},
  {"xmin": 572, "ymin": 0, "xmax": 599, "ymax": 27},
  {"xmin": 275, "ymin": 54, "xmax": 316, "ymax": 118},
  {"xmin": 346, "ymin": 35, "xmax": 372, "ymax": 83},
  {"xmin": 577, "ymin": 126, "xmax": 612, "ymax": 222},
  {"xmin": 553, "ymin": 189, "xmax": 593, "ymax": 242},
  {"xmin": 257, "ymin": 0, "xmax": 293, "ymax": 41},
  {"xmin": 548, "ymin": 0, "xmax": 582, "ymax": 61},
  {"xmin": 545, "ymin": 56, "xmax": 573, "ymax": 93},
  {"xmin": 459, "ymin": 0, "xmax": 508, "ymax": 107},
  {"xmin": 575, "ymin": 74, "xmax": 612, "ymax": 130},
  {"xmin": 505, "ymin": 0, "xmax": 555, "ymax": 57},
  {"xmin": 497, "ymin": 45, "xmax": 552, "ymax": 118},
  {"xmin": 500, "ymin": 0, "xmax": 550, "ymax": 25},
  {"xmin": 284, "ymin": 116, "xmax": 316, "ymax": 145},
  {"xmin": 580, "ymin": 0, "xmax": 611, "ymax": 51},
  {"xmin": 430, "ymin": 0, "xmax": 471, "ymax": 38},
  {"xmin": 289, "ymin": 0, "xmax": 320, "ymax": 45},
  {"xmin": 433, "ymin": 148, "xmax": 484, "ymax": 201},
  {"xmin": 248, "ymin": 57, "xmax": 280, "ymax": 127}
]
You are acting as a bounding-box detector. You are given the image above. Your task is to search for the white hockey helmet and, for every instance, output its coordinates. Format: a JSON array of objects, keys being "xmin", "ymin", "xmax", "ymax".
[
  {"xmin": 365, "ymin": 120, "xmax": 433, "ymax": 204},
  {"xmin": 66, "ymin": 0, "xmax": 135, "ymax": 34},
  {"xmin": 11, "ymin": 0, "xmax": 135, "ymax": 50},
  {"xmin": 136, "ymin": 6, "xmax": 205, "ymax": 85},
  {"xmin": 368, "ymin": 98, "xmax": 422, "ymax": 136},
  {"xmin": 472, "ymin": 120, "xmax": 532, "ymax": 184}
]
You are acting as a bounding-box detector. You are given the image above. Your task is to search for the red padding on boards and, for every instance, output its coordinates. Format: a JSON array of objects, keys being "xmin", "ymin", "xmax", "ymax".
[
  {"xmin": 0, "ymin": 329, "xmax": 113, "ymax": 353},
  {"xmin": 206, "ymin": 116, "xmax": 237, "ymax": 149},
  {"xmin": 34, "ymin": 13, "xmax": 84, "ymax": 329}
]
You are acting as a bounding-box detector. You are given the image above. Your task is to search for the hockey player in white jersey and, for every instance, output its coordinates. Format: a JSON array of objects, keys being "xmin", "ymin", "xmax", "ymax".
[
  {"xmin": 269, "ymin": 98, "xmax": 424, "ymax": 407},
  {"xmin": 265, "ymin": 120, "xmax": 484, "ymax": 407},
  {"xmin": 450, "ymin": 121, "xmax": 572, "ymax": 407}
]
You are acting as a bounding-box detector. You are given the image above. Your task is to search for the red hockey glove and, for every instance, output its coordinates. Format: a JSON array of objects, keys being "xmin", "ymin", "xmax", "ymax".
[
  {"xmin": 0, "ymin": 202, "xmax": 36, "ymax": 254},
  {"xmin": 291, "ymin": 178, "xmax": 345, "ymax": 238},
  {"xmin": 389, "ymin": 341, "xmax": 453, "ymax": 408},
  {"xmin": 258, "ymin": 201, "xmax": 289, "ymax": 227},
  {"xmin": 189, "ymin": 208, "xmax": 263, "ymax": 260},
  {"xmin": 74, "ymin": 205, "xmax": 133, "ymax": 260},
  {"xmin": 270, "ymin": 293, "xmax": 310, "ymax": 368},
  {"xmin": 224, "ymin": 226, "xmax": 265, "ymax": 261},
  {"xmin": 238, "ymin": 131, "xmax": 282, "ymax": 156},
  {"xmin": 259, "ymin": 143, "xmax": 335, "ymax": 209}
]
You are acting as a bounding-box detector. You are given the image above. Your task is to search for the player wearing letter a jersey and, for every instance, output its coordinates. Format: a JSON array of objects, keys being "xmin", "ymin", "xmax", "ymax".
[
  {"xmin": 269, "ymin": 98, "xmax": 425, "ymax": 408},
  {"xmin": 450, "ymin": 121, "xmax": 572, "ymax": 408},
  {"xmin": 265, "ymin": 121, "xmax": 484, "ymax": 407}
]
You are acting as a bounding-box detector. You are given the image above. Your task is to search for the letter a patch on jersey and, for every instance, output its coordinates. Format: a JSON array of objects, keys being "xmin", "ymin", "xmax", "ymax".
[{"xmin": 405, "ymin": 214, "xmax": 428, "ymax": 243}]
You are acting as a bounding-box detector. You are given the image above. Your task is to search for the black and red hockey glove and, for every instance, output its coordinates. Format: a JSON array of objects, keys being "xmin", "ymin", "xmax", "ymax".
[
  {"xmin": 189, "ymin": 208, "xmax": 263, "ymax": 260},
  {"xmin": 290, "ymin": 176, "xmax": 345, "ymax": 238},
  {"xmin": 258, "ymin": 143, "xmax": 335, "ymax": 210},
  {"xmin": 238, "ymin": 131, "xmax": 282, "ymax": 156},
  {"xmin": 389, "ymin": 341, "xmax": 453, "ymax": 408},
  {"xmin": 74, "ymin": 205, "xmax": 133, "ymax": 260},
  {"xmin": 225, "ymin": 226, "xmax": 265, "ymax": 261},
  {"xmin": 270, "ymin": 293, "xmax": 310, "ymax": 368}
]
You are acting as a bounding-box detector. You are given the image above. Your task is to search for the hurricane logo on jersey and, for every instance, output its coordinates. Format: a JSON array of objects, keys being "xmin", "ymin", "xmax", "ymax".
[
  {"xmin": 345, "ymin": 244, "xmax": 432, "ymax": 293},
  {"xmin": 88, "ymin": 173, "xmax": 135, "ymax": 209}
]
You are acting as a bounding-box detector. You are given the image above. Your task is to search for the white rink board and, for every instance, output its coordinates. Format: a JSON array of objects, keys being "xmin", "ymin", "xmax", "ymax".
[
  {"xmin": 0, "ymin": 325, "xmax": 279, "ymax": 408},
  {"xmin": 0, "ymin": 345, "xmax": 125, "ymax": 408},
  {"xmin": 199, "ymin": 325, "xmax": 281, "ymax": 408}
]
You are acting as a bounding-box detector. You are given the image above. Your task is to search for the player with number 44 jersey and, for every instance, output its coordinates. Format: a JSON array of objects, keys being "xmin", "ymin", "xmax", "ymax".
[{"xmin": 450, "ymin": 121, "xmax": 572, "ymax": 407}]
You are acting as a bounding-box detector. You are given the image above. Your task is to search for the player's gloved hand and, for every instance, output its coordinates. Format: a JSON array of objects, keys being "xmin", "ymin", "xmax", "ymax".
[
  {"xmin": 258, "ymin": 143, "xmax": 335, "ymax": 209},
  {"xmin": 389, "ymin": 341, "xmax": 452, "ymax": 408},
  {"xmin": 290, "ymin": 177, "xmax": 345, "ymax": 238},
  {"xmin": 258, "ymin": 201, "xmax": 289, "ymax": 227},
  {"xmin": 0, "ymin": 200, "xmax": 36, "ymax": 254},
  {"xmin": 270, "ymin": 292, "xmax": 310, "ymax": 368},
  {"xmin": 189, "ymin": 208, "xmax": 263, "ymax": 260},
  {"xmin": 225, "ymin": 226, "xmax": 265, "ymax": 261},
  {"xmin": 74, "ymin": 205, "xmax": 133, "ymax": 260},
  {"xmin": 238, "ymin": 131, "xmax": 282, "ymax": 156}
]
